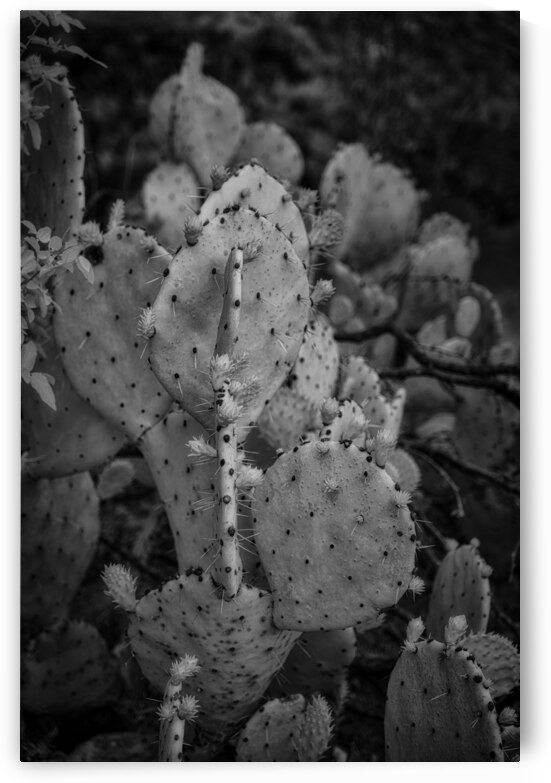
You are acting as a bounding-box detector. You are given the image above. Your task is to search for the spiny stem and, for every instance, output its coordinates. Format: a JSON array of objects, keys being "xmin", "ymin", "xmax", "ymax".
[{"xmin": 212, "ymin": 248, "xmax": 245, "ymax": 599}]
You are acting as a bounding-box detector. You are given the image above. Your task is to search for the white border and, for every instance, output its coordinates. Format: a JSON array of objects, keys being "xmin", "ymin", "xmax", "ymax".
[{"xmin": 5, "ymin": 2, "xmax": 548, "ymax": 779}]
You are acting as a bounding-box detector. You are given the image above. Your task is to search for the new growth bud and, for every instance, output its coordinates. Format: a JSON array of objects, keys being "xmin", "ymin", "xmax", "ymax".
[
  {"xmin": 183, "ymin": 215, "xmax": 203, "ymax": 246},
  {"xmin": 101, "ymin": 563, "xmax": 137, "ymax": 612}
]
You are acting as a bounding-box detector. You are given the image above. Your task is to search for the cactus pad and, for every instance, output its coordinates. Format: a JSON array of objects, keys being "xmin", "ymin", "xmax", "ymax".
[
  {"xmin": 232, "ymin": 121, "xmax": 304, "ymax": 184},
  {"xmin": 53, "ymin": 222, "xmax": 172, "ymax": 439},
  {"xmin": 150, "ymin": 208, "xmax": 310, "ymax": 430},
  {"xmin": 199, "ymin": 162, "xmax": 309, "ymax": 267},
  {"xmin": 21, "ymin": 473, "xmax": 100, "ymax": 631},
  {"xmin": 384, "ymin": 624, "xmax": 504, "ymax": 761},
  {"xmin": 235, "ymin": 694, "xmax": 333, "ymax": 761},
  {"xmin": 254, "ymin": 439, "xmax": 417, "ymax": 631},
  {"xmin": 148, "ymin": 43, "xmax": 245, "ymax": 186},
  {"xmin": 22, "ymin": 74, "xmax": 85, "ymax": 237},
  {"xmin": 463, "ymin": 633, "xmax": 520, "ymax": 699},
  {"xmin": 142, "ymin": 161, "xmax": 201, "ymax": 250},
  {"xmin": 22, "ymin": 332, "xmax": 126, "ymax": 478},
  {"xmin": 21, "ymin": 620, "xmax": 118, "ymax": 715},
  {"xmin": 127, "ymin": 572, "xmax": 299, "ymax": 737},
  {"xmin": 320, "ymin": 144, "xmax": 421, "ymax": 269},
  {"xmin": 426, "ymin": 542, "xmax": 492, "ymax": 641}
]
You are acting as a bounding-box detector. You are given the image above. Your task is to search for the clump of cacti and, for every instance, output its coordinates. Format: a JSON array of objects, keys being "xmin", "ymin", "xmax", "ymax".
[{"xmin": 20, "ymin": 29, "xmax": 519, "ymax": 763}]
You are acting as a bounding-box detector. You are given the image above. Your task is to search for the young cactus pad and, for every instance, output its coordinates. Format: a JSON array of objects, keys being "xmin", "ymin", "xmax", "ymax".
[
  {"xmin": 199, "ymin": 162, "xmax": 310, "ymax": 267},
  {"xmin": 426, "ymin": 542, "xmax": 492, "ymax": 641},
  {"xmin": 149, "ymin": 208, "xmax": 310, "ymax": 431},
  {"xmin": 235, "ymin": 694, "xmax": 333, "ymax": 761},
  {"xmin": 384, "ymin": 619, "xmax": 504, "ymax": 761},
  {"xmin": 53, "ymin": 221, "xmax": 173, "ymax": 439},
  {"xmin": 21, "ymin": 472, "xmax": 100, "ymax": 631},
  {"xmin": 22, "ymin": 74, "xmax": 85, "ymax": 237},
  {"xmin": 232, "ymin": 121, "xmax": 305, "ymax": 184},
  {"xmin": 126, "ymin": 572, "xmax": 299, "ymax": 737},
  {"xmin": 148, "ymin": 42, "xmax": 245, "ymax": 186},
  {"xmin": 253, "ymin": 439, "xmax": 417, "ymax": 631}
]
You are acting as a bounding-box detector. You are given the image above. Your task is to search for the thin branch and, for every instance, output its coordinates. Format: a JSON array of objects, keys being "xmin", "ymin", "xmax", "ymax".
[
  {"xmin": 335, "ymin": 321, "xmax": 519, "ymax": 378},
  {"xmin": 407, "ymin": 442, "xmax": 520, "ymax": 496},
  {"xmin": 379, "ymin": 365, "xmax": 519, "ymax": 407}
]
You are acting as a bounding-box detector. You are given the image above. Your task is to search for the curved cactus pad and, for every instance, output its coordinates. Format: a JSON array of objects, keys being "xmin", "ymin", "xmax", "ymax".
[
  {"xmin": 128, "ymin": 573, "xmax": 299, "ymax": 737},
  {"xmin": 22, "ymin": 331, "xmax": 126, "ymax": 478},
  {"xmin": 232, "ymin": 122, "xmax": 305, "ymax": 184},
  {"xmin": 53, "ymin": 224, "xmax": 173, "ymax": 439},
  {"xmin": 236, "ymin": 694, "xmax": 333, "ymax": 761},
  {"xmin": 21, "ymin": 473, "xmax": 100, "ymax": 631},
  {"xmin": 150, "ymin": 208, "xmax": 310, "ymax": 430},
  {"xmin": 426, "ymin": 543, "xmax": 492, "ymax": 641},
  {"xmin": 22, "ymin": 74, "xmax": 85, "ymax": 237},
  {"xmin": 21, "ymin": 620, "xmax": 118, "ymax": 715},
  {"xmin": 253, "ymin": 439, "xmax": 417, "ymax": 631},
  {"xmin": 384, "ymin": 635, "xmax": 504, "ymax": 761},
  {"xmin": 199, "ymin": 163, "xmax": 309, "ymax": 267}
]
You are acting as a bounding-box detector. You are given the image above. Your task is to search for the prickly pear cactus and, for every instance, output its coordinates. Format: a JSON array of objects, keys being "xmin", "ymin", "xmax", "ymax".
[
  {"xmin": 149, "ymin": 208, "xmax": 310, "ymax": 430},
  {"xmin": 328, "ymin": 258, "xmax": 398, "ymax": 327},
  {"xmin": 148, "ymin": 42, "xmax": 245, "ymax": 186},
  {"xmin": 416, "ymin": 212, "xmax": 473, "ymax": 246},
  {"xmin": 235, "ymin": 694, "xmax": 333, "ymax": 761},
  {"xmin": 139, "ymin": 409, "xmax": 260, "ymax": 577},
  {"xmin": 426, "ymin": 541, "xmax": 492, "ymax": 641},
  {"xmin": 232, "ymin": 121, "xmax": 304, "ymax": 184},
  {"xmin": 462, "ymin": 633, "xmax": 520, "ymax": 699},
  {"xmin": 384, "ymin": 618, "xmax": 504, "ymax": 761},
  {"xmin": 339, "ymin": 356, "xmax": 406, "ymax": 439},
  {"xmin": 258, "ymin": 312, "xmax": 340, "ymax": 448},
  {"xmin": 22, "ymin": 331, "xmax": 126, "ymax": 478},
  {"xmin": 142, "ymin": 161, "xmax": 201, "ymax": 250},
  {"xmin": 21, "ymin": 472, "xmax": 100, "ymax": 631},
  {"xmin": 253, "ymin": 439, "xmax": 417, "ymax": 631},
  {"xmin": 21, "ymin": 620, "xmax": 118, "ymax": 715},
  {"xmin": 396, "ymin": 233, "xmax": 477, "ymax": 332},
  {"xmin": 199, "ymin": 162, "xmax": 310, "ymax": 267},
  {"xmin": 257, "ymin": 386, "xmax": 318, "ymax": 451},
  {"xmin": 53, "ymin": 212, "xmax": 173, "ymax": 439},
  {"xmin": 320, "ymin": 143, "xmax": 421, "ymax": 270},
  {"xmin": 21, "ymin": 73, "xmax": 85, "ymax": 237},
  {"xmin": 291, "ymin": 313, "xmax": 340, "ymax": 403},
  {"xmin": 124, "ymin": 572, "xmax": 299, "ymax": 739}
]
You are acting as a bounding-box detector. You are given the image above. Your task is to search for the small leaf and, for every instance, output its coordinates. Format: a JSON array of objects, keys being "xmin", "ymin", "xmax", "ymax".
[
  {"xmin": 37, "ymin": 226, "xmax": 52, "ymax": 244},
  {"xmin": 21, "ymin": 220, "xmax": 37, "ymax": 235},
  {"xmin": 49, "ymin": 236, "xmax": 63, "ymax": 252},
  {"xmin": 61, "ymin": 244, "xmax": 83, "ymax": 265},
  {"xmin": 27, "ymin": 118, "xmax": 42, "ymax": 150},
  {"xmin": 21, "ymin": 341, "xmax": 38, "ymax": 381},
  {"xmin": 76, "ymin": 254, "xmax": 95, "ymax": 284},
  {"xmin": 29, "ymin": 372, "xmax": 57, "ymax": 411}
]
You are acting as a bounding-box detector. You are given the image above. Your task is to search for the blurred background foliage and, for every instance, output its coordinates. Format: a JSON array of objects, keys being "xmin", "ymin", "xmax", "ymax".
[{"xmin": 21, "ymin": 10, "xmax": 519, "ymax": 316}]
